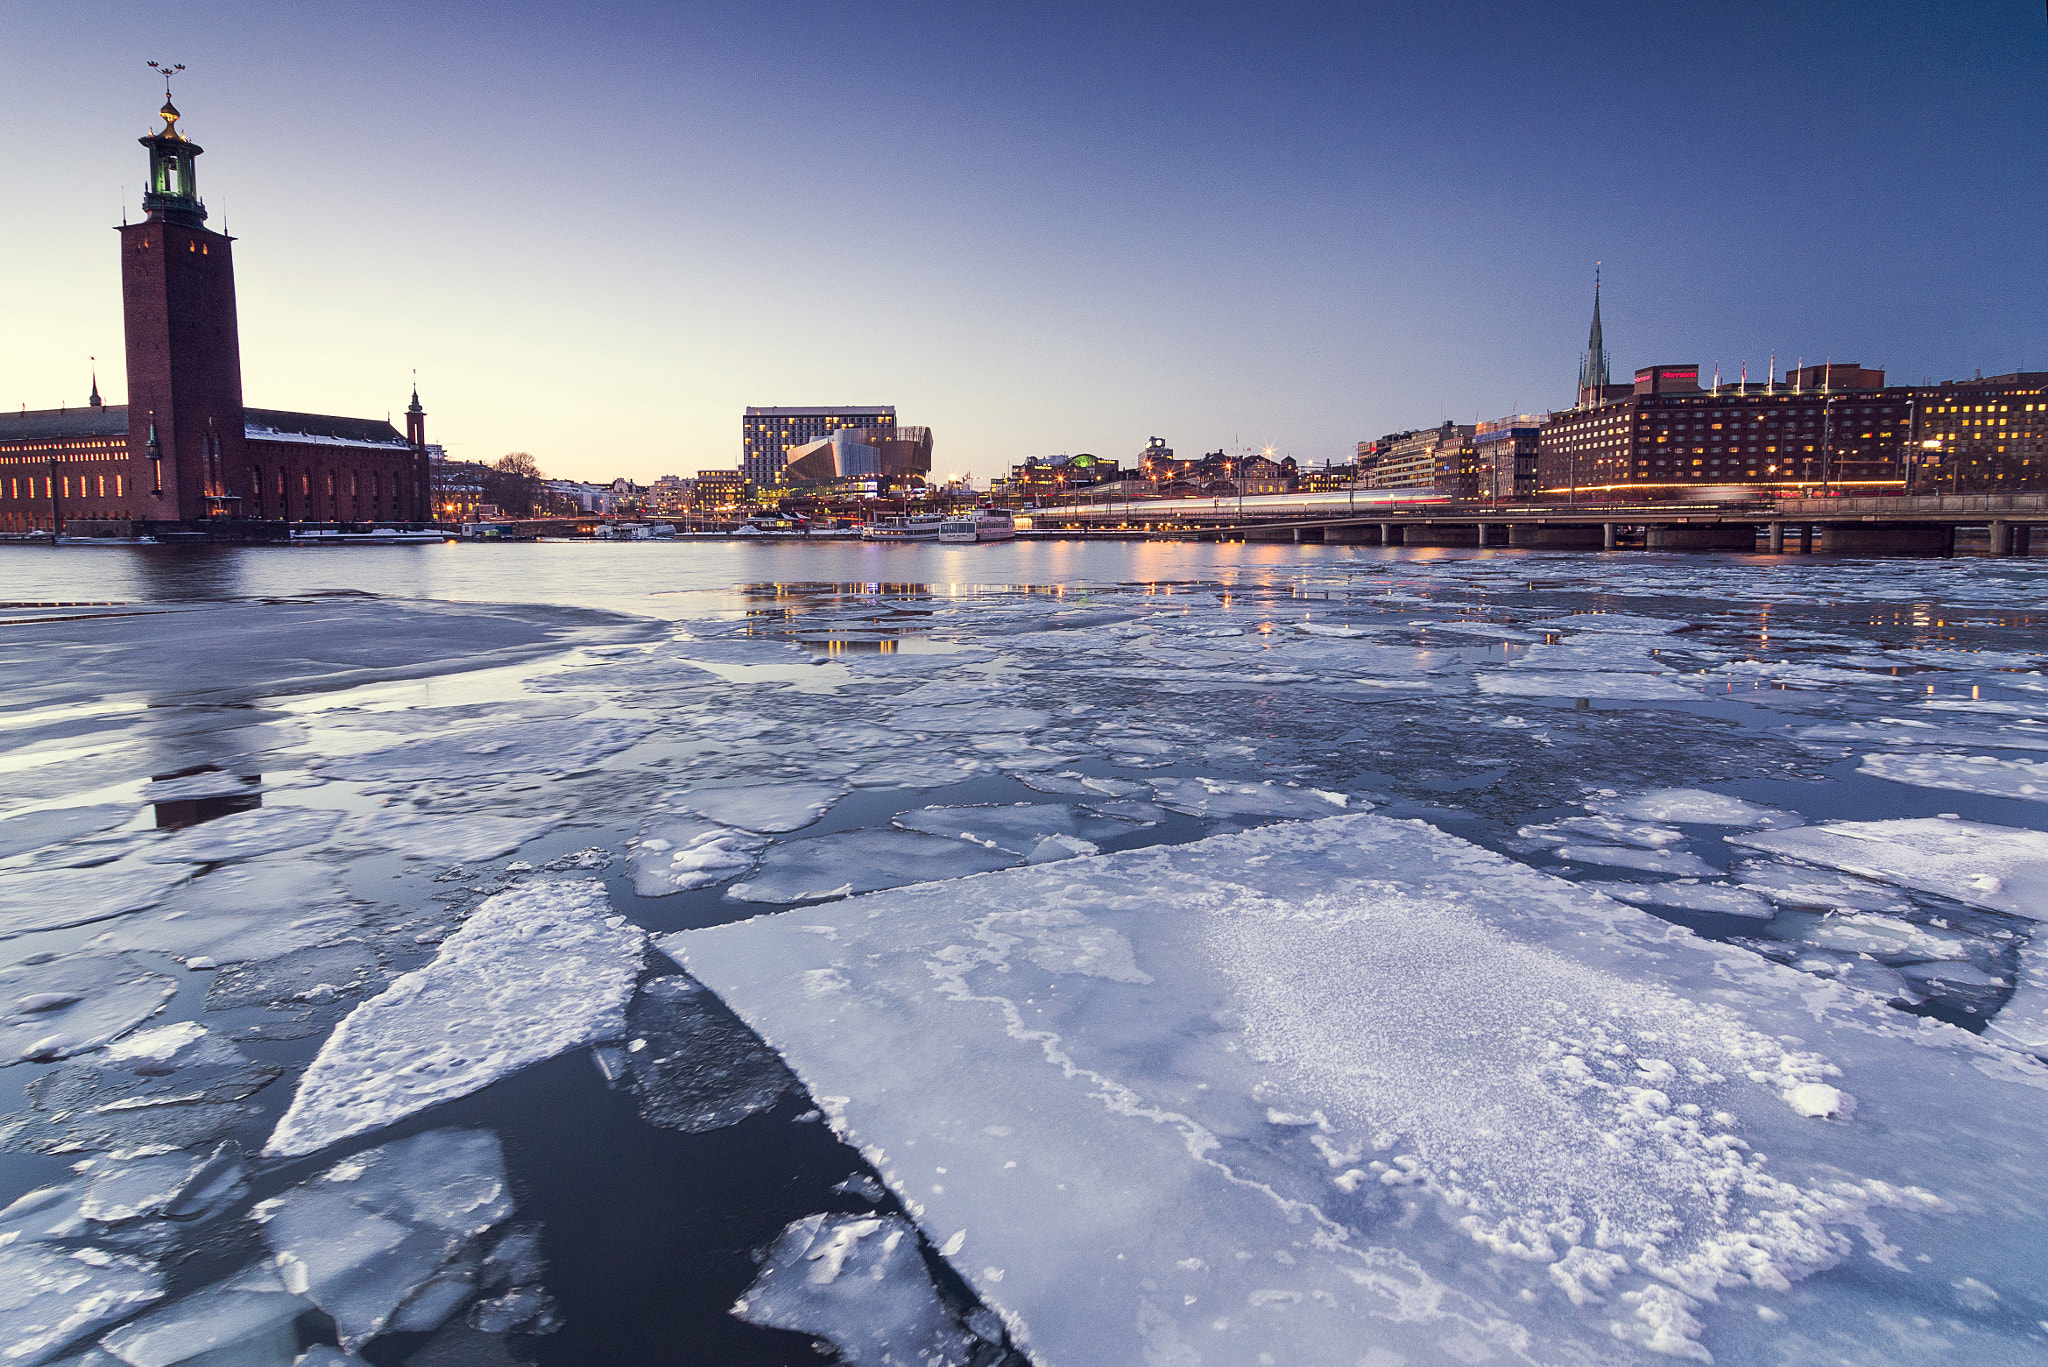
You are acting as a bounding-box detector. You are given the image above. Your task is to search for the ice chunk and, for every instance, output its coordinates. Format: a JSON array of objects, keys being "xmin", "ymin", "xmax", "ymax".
[
  {"xmin": 205, "ymin": 944, "xmax": 384, "ymax": 1013},
  {"xmin": 144, "ymin": 807, "xmax": 342, "ymax": 865},
  {"xmin": 727, "ymin": 832, "xmax": 1017, "ymax": 905},
  {"xmin": 265, "ymin": 880, "xmax": 643, "ymax": 1157},
  {"xmin": 1583, "ymin": 880, "xmax": 1776, "ymax": 919},
  {"xmin": 0, "ymin": 866, "xmax": 190, "ymax": 939},
  {"xmin": 467, "ymin": 1286, "xmax": 560, "ymax": 1334},
  {"xmin": 1859, "ymin": 752, "xmax": 2048, "ymax": 802},
  {"xmin": 333, "ymin": 811, "xmax": 563, "ymax": 862},
  {"xmin": 628, "ymin": 816, "xmax": 767, "ymax": 896},
  {"xmin": 0, "ymin": 1244, "xmax": 161, "ymax": 1367},
  {"xmin": 98, "ymin": 1262, "xmax": 307, "ymax": 1367},
  {"xmin": 315, "ymin": 717, "xmax": 651, "ymax": 785},
  {"xmin": 672, "ymin": 783, "xmax": 844, "ymax": 833},
  {"xmin": 1, "ymin": 955, "xmax": 176, "ymax": 1065},
  {"xmin": 1987, "ymin": 941, "xmax": 2048, "ymax": 1060},
  {"xmin": 1590, "ymin": 788, "xmax": 1800, "ymax": 827},
  {"xmin": 256, "ymin": 1129, "xmax": 511, "ymax": 1349},
  {"xmin": 1476, "ymin": 671, "xmax": 1701, "ymax": 701},
  {"xmin": 1554, "ymin": 844, "xmax": 1718, "ymax": 875},
  {"xmin": 1147, "ymin": 777, "xmax": 1350, "ymax": 820},
  {"xmin": 1783, "ymin": 1083, "xmax": 1850, "ymax": 1119},
  {"xmin": 1015, "ymin": 771, "xmax": 1146, "ymax": 799},
  {"xmin": 676, "ymin": 815, "xmax": 2039, "ymax": 1365},
  {"xmin": 844, "ymin": 756, "xmax": 997, "ymax": 789},
  {"xmin": 1731, "ymin": 818, "xmax": 2048, "ymax": 920},
  {"xmin": 886, "ymin": 705, "xmax": 1049, "ymax": 733},
  {"xmin": 892, "ymin": 803, "xmax": 1138, "ymax": 856},
  {"xmin": 1508, "ymin": 640, "xmax": 1669, "ymax": 672},
  {"xmin": 0, "ymin": 805, "xmax": 132, "ymax": 861},
  {"xmin": 79, "ymin": 1142, "xmax": 246, "ymax": 1225},
  {"xmin": 1536, "ymin": 613, "xmax": 1690, "ymax": 633},
  {"xmin": 86, "ymin": 861, "xmax": 362, "ymax": 966},
  {"xmin": 731, "ymin": 1214, "xmax": 994, "ymax": 1367},
  {"xmin": 1519, "ymin": 816, "xmax": 1684, "ymax": 850},
  {"xmin": 623, "ymin": 975, "xmax": 798, "ymax": 1133},
  {"xmin": 1796, "ymin": 914, "xmax": 1980, "ymax": 963},
  {"xmin": 1729, "ymin": 862, "xmax": 1911, "ymax": 913}
]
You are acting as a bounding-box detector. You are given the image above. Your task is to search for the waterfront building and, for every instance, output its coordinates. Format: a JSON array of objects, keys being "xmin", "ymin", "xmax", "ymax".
[
  {"xmin": 743, "ymin": 407, "xmax": 896, "ymax": 486},
  {"xmin": 694, "ymin": 470, "xmax": 751, "ymax": 509},
  {"xmin": 1374, "ymin": 422, "xmax": 1471, "ymax": 489},
  {"xmin": 781, "ymin": 426, "xmax": 933, "ymax": 486},
  {"xmin": 1002, "ymin": 454, "xmax": 1122, "ymax": 499},
  {"xmin": 1471, "ymin": 415, "xmax": 1550, "ymax": 500},
  {"xmin": 0, "ymin": 90, "xmax": 429, "ymax": 533},
  {"xmin": 1536, "ymin": 363, "xmax": 2048, "ymax": 497}
]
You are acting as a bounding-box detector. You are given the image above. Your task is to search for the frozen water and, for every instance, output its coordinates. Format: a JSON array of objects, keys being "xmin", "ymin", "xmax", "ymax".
[
  {"xmin": 1520, "ymin": 815, "xmax": 1685, "ymax": 849},
  {"xmin": 315, "ymin": 716, "xmax": 650, "ymax": 785},
  {"xmin": 1552, "ymin": 843, "xmax": 1719, "ymax": 875},
  {"xmin": 727, "ymin": 832, "xmax": 1017, "ymax": 905},
  {"xmin": 205, "ymin": 944, "xmax": 385, "ymax": 1013},
  {"xmin": 1859, "ymin": 751, "xmax": 2048, "ymax": 802},
  {"xmin": 731, "ymin": 1213, "xmax": 996, "ymax": 1367},
  {"xmin": 628, "ymin": 816, "xmax": 767, "ymax": 896},
  {"xmin": 0, "ymin": 866, "xmax": 190, "ymax": 939},
  {"xmin": 256, "ymin": 1129, "xmax": 512, "ymax": 1349},
  {"xmin": 0, "ymin": 1244, "xmax": 162, "ymax": 1367},
  {"xmin": 0, "ymin": 806, "xmax": 133, "ymax": 861},
  {"xmin": 893, "ymin": 803, "xmax": 1139, "ymax": 856},
  {"xmin": 1, "ymin": 955, "xmax": 176, "ymax": 1065},
  {"xmin": 1146, "ymin": 776, "xmax": 1350, "ymax": 820},
  {"xmin": 621, "ymin": 975, "xmax": 799, "ymax": 1133},
  {"xmin": 266, "ymin": 880, "xmax": 644, "ymax": 1157},
  {"xmin": 1014, "ymin": 772, "xmax": 1146, "ymax": 799},
  {"xmin": 144, "ymin": 808, "xmax": 342, "ymax": 865},
  {"xmin": 677, "ymin": 814, "xmax": 2048, "ymax": 1365},
  {"xmin": 1477, "ymin": 671, "xmax": 1702, "ymax": 700},
  {"xmin": 672, "ymin": 783, "xmax": 844, "ymax": 833},
  {"xmin": 1538, "ymin": 613, "xmax": 1691, "ymax": 633},
  {"xmin": 1732, "ymin": 818, "xmax": 2048, "ymax": 920},
  {"xmin": 1987, "ymin": 943, "xmax": 2048, "ymax": 1060},
  {"xmin": 334, "ymin": 810, "xmax": 563, "ymax": 862},
  {"xmin": 98, "ymin": 1262, "xmax": 307, "ymax": 1367},
  {"xmin": 844, "ymin": 756, "xmax": 998, "ymax": 790},
  {"xmin": 887, "ymin": 705, "xmax": 1049, "ymax": 734},
  {"xmin": 467, "ymin": 1286, "xmax": 561, "ymax": 1334},
  {"xmin": 1590, "ymin": 787, "xmax": 1800, "ymax": 827},
  {"xmin": 1728, "ymin": 862, "xmax": 1912, "ymax": 913},
  {"xmin": 1582, "ymin": 880, "xmax": 1776, "ymax": 919},
  {"xmin": 79, "ymin": 1142, "xmax": 246, "ymax": 1225},
  {"xmin": 1508, "ymin": 639, "xmax": 1670, "ymax": 672},
  {"xmin": 86, "ymin": 861, "xmax": 361, "ymax": 966}
]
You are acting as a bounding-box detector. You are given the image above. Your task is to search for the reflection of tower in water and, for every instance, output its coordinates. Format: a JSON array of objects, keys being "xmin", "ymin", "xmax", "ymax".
[{"xmin": 147, "ymin": 764, "xmax": 262, "ymax": 830}]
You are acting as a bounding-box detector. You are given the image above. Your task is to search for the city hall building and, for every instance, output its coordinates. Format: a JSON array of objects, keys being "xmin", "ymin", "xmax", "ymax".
[{"xmin": 0, "ymin": 93, "xmax": 430, "ymax": 534}]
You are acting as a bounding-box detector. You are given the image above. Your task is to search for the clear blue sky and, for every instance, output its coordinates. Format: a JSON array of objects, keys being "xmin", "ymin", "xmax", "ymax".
[{"xmin": 7, "ymin": 1, "xmax": 2044, "ymax": 482}]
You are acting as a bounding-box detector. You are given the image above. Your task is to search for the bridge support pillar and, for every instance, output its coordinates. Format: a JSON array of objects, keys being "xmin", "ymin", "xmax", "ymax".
[
  {"xmin": 1506, "ymin": 523, "xmax": 1604, "ymax": 548},
  {"xmin": 1476, "ymin": 523, "xmax": 1490, "ymax": 547},
  {"xmin": 1990, "ymin": 520, "xmax": 2012, "ymax": 556},
  {"xmin": 1380, "ymin": 524, "xmax": 1396, "ymax": 546},
  {"xmin": 2018, "ymin": 524, "xmax": 2034, "ymax": 556},
  {"xmin": 1767, "ymin": 522, "xmax": 1784, "ymax": 554},
  {"xmin": 1602, "ymin": 523, "xmax": 1617, "ymax": 550},
  {"xmin": 1798, "ymin": 524, "xmax": 1813, "ymax": 554},
  {"xmin": 1816, "ymin": 522, "xmax": 1956, "ymax": 556},
  {"xmin": 1645, "ymin": 523, "xmax": 1761, "ymax": 551}
]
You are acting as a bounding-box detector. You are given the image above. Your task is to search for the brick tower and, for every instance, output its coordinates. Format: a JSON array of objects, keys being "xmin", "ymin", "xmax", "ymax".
[{"xmin": 118, "ymin": 84, "xmax": 246, "ymax": 523}]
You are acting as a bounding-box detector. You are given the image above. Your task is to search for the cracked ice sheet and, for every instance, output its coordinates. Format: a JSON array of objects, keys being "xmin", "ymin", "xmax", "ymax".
[
  {"xmin": 672, "ymin": 815, "xmax": 2048, "ymax": 1367},
  {"xmin": 1476, "ymin": 671, "xmax": 1704, "ymax": 701},
  {"xmin": 1858, "ymin": 752, "xmax": 2048, "ymax": 802},
  {"xmin": 265, "ymin": 879, "xmax": 643, "ymax": 1157},
  {"xmin": 1730, "ymin": 818, "xmax": 2048, "ymax": 920}
]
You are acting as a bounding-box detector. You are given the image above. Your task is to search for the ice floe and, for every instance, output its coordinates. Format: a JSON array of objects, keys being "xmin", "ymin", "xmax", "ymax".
[
  {"xmin": 887, "ymin": 705, "xmax": 1050, "ymax": 734},
  {"xmin": 1731, "ymin": 817, "xmax": 2048, "ymax": 920},
  {"xmin": 143, "ymin": 807, "xmax": 343, "ymax": 865},
  {"xmin": 677, "ymin": 814, "xmax": 2046, "ymax": 1365},
  {"xmin": 731, "ymin": 1213, "xmax": 1000, "ymax": 1366},
  {"xmin": 892, "ymin": 803, "xmax": 1138, "ymax": 857},
  {"xmin": 1590, "ymin": 787, "xmax": 1800, "ymax": 827},
  {"xmin": 0, "ymin": 805, "xmax": 134, "ymax": 861},
  {"xmin": 1146, "ymin": 776, "xmax": 1350, "ymax": 820},
  {"xmin": 628, "ymin": 816, "xmax": 767, "ymax": 896},
  {"xmin": 619, "ymin": 975, "xmax": 798, "ymax": 1132},
  {"xmin": 0, "ymin": 1242, "xmax": 162, "ymax": 1367},
  {"xmin": 1553, "ymin": 843, "xmax": 1719, "ymax": 875},
  {"xmin": 84, "ymin": 861, "xmax": 361, "ymax": 966},
  {"xmin": 727, "ymin": 832, "xmax": 1017, "ymax": 905},
  {"xmin": 1859, "ymin": 751, "xmax": 2048, "ymax": 802},
  {"xmin": 266, "ymin": 879, "xmax": 643, "ymax": 1157},
  {"xmin": 1477, "ymin": 671, "xmax": 1702, "ymax": 700},
  {"xmin": 0, "ymin": 955, "xmax": 176, "ymax": 1065},
  {"xmin": 254, "ymin": 1128, "xmax": 525, "ymax": 1350},
  {"xmin": 97, "ymin": 1261, "xmax": 306, "ymax": 1367},
  {"xmin": 0, "ymin": 866, "xmax": 190, "ymax": 939},
  {"xmin": 1583, "ymin": 880, "xmax": 1776, "ymax": 919},
  {"xmin": 333, "ymin": 810, "xmax": 563, "ymax": 862},
  {"xmin": 672, "ymin": 783, "xmax": 844, "ymax": 833}
]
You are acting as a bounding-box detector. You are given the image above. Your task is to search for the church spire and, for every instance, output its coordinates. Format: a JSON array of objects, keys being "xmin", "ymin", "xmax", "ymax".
[
  {"xmin": 405, "ymin": 373, "xmax": 427, "ymax": 450},
  {"xmin": 1576, "ymin": 264, "xmax": 1610, "ymax": 408},
  {"xmin": 88, "ymin": 359, "xmax": 101, "ymax": 409}
]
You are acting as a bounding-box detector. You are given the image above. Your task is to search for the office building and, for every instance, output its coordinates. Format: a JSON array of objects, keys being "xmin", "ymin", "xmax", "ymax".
[{"xmin": 1374, "ymin": 422, "xmax": 1472, "ymax": 489}]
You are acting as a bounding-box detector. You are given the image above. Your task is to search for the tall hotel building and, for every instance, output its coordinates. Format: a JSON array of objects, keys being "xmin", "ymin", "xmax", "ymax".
[{"xmin": 743, "ymin": 407, "xmax": 895, "ymax": 486}]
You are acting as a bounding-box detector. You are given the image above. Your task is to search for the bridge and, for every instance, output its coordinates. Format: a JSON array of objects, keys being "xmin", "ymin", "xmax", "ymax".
[{"xmin": 1016, "ymin": 491, "xmax": 2048, "ymax": 555}]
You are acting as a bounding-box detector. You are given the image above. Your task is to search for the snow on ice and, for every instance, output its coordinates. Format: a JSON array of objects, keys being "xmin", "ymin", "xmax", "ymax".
[
  {"xmin": 671, "ymin": 782, "xmax": 844, "ymax": 833},
  {"xmin": 727, "ymin": 831, "xmax": 1018, "ymax": 905},
  {"xmin": 676, "ymin": 814, "xmax": 2048, "ymax": 1366},
  {"xmin": 1732, "ymin": 817, "xmax": 2048, "ymax": 920},
  {"xmin": 265, "ymin": 879, "xmax": 644, "ymax": 1157},
  {"xmin": 0, "ymin": 955, "xmax": 176, "ymax": 1065}
]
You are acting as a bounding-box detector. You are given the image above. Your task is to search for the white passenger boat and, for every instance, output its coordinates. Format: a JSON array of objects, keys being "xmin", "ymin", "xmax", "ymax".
[
  {"xmin": 861, "ymin": 514, "xmax": 946, "ymax": 543},
  {"xmin": 290, "ymin": 527, "xmax": 448, "ymax": 546},
  {"xmin": 937, "ymin": 510, "xmax": 1018, "ymax": 544}
]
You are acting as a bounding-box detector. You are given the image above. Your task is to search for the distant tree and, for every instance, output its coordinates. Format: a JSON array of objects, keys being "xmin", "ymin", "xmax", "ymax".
[{"xmin": 485, "ymin": 452, "xmax": 546, "ymax": 517}]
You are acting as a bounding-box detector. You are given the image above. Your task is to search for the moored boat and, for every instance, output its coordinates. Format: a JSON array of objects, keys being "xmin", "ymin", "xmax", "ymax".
[
  {"xmin": 861, "ymin": 514, "xmax": 946, "ymax": 543},
  {"xmin": 937, "ymin": 509, "xmax": 1018, "ymax": 544}
]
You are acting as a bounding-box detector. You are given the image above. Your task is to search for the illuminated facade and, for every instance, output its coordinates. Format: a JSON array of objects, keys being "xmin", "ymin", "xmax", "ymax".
[{"xmin": 743, "ymin": 407, "xmax": 896, "ymax": 485}]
